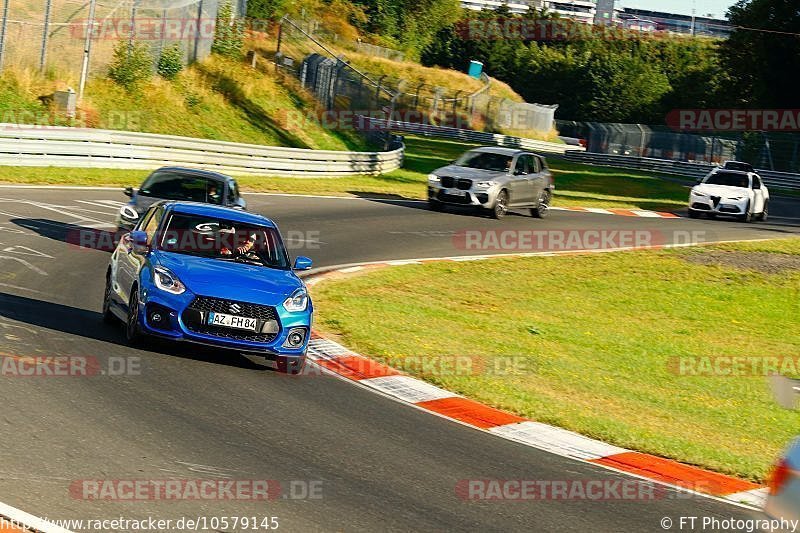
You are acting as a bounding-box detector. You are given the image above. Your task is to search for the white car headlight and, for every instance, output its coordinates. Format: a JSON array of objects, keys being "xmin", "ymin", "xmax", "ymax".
[
  {"xmin": 691, "ymin": 189, "xmax": 708, "ymax": 198},
  {"xmin": 119, "ymin": 205, "xmax": 139, "ymax": 221},
  {"xmin": 475, "ymin": 181, "xmax": 497, "ymax": 189},
  {"xmin": 727, "ymin": 196, "xmax": 744, "ymax": 201},
  {"xmin": 283, "ymin": 289, "xmax": 309, "ymax": 313},
  {"xmin": 427, "ymin": 174, "xmax": 441, "ymax": 185},
  {"xmin": 153, "ymin": 266, "xmax": 186, "ymax": 295}
]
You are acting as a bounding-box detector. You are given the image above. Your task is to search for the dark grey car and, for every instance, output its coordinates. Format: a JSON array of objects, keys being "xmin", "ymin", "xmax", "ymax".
[
  {"xmin": 116, "ymin": 167, "xmax": 247, "ymax": 231},
  {"xmin": 427, "ymin": 147, "xmax": 554, "ymax": 219}
]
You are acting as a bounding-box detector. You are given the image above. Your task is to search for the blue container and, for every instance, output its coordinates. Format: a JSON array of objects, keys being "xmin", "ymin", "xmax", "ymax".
[{"xmin": 468, "ymin": 60, "xmax": 484, "ymax": 79}]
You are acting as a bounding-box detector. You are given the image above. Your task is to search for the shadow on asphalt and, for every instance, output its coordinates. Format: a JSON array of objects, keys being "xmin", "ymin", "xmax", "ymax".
[
  {"xmin": 11, "ymin": 218, "xmax": 120, "ymax": 253},
  {"xmin": 346, "ymin": 191, "xmax": 533, "ymax": 219},
  {"xmin": 0, "ymin": 292, "xmax": 270, "ymax": 371}
]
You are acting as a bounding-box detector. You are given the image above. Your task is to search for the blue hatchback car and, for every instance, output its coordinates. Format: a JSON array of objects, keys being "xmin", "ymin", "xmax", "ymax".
[{"xmin": 104, "ymin": 201, "xmax": 314, "ymax": 373}]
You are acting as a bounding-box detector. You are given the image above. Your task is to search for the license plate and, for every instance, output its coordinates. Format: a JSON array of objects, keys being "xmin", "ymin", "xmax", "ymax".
[
  {"xmin": 447, "ymin": 189, "xmax": 467, "ymax": 197},
  {"xmin": 207, "ymin": 312, "xmax": 258, "ymax": 331}
]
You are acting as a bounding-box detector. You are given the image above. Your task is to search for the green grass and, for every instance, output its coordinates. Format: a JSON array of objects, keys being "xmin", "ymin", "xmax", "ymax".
[
  {"xmin": 311, "ymin": 238, "xmax": 800, "ymax": 482},
  {"xmin": 0, "ymin": 135, "xmax": 690, "ymax": 212}
]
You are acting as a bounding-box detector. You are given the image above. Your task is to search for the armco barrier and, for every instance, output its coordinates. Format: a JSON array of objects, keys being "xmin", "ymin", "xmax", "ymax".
[
  {"xmin": 0, "ymin": 125, "xmax": 404, "ymax": 177},
  {"xmin": 560, "ymin": 151, "xmax": 800, "ymax": 191},
  {"xmin": 359, "ymin": 117, "xmax": 583, "ymax": 155}
]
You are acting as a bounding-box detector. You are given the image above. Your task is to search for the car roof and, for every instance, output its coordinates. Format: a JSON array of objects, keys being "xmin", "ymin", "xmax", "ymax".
[
  {"xmin": 469, "ymin": 146, "xmax": 533, "ymax": 157},
  {"xmin": 151, "ymin": 166, "xmax": 234, "ymax": 183},
  {"xmin": 165, "ymin": 202, "xmax": 276, "ymax": 228},
  {"xmin": 710, "ymin": 168, "xmax": 751, "ymax": 176}
]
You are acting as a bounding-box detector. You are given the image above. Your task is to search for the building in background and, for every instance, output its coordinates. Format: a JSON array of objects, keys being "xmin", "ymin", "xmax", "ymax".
[{"xmin": 458, "ymin": 0, "xmax": 732, "ymax": 38}]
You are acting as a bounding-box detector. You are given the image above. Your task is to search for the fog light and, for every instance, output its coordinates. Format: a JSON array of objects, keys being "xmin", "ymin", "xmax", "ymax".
[
  {"xmin": 146, "ymin": 303, "xmax": 172, "ymax": 330},
  {"xmin": 283, "ymin": 328, "xmax": 307, "ymax": 349}
]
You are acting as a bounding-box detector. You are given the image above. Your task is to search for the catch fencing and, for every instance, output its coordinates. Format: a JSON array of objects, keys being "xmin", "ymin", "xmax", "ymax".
[
  {"xmin": 275, "ymin": 17, "xmax": 558, "ymax": 139},
  {"xmin": 0, "ymin": 0, "xmax": 221, "ymax": 96},
  {"xmin": 0, "ymin": 123, "xmax": 405, "ymax": 176}
]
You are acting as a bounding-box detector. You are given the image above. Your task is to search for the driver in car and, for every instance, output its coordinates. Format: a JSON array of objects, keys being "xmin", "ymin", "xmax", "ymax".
[{"xmin": 220, "ymin": 229, "xmax": 257, "ymax": 257}]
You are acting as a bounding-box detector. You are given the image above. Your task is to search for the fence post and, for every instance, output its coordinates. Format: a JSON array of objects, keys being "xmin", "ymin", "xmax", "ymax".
[
  {"xmin": 39, "ymin": 0, "xmax": 52, "ymax": 72},
  {"xmin": 192, "ymin": 0, "xmax": 204, "ymax": 62},
  {"xmin": 128, "ymin": 0, "xmax": 139, "ymax": 57},
  {"xmin": 0, "ymin": 0, "xmax": 9, "ymax": 72},
  {"xmin": 78, "ymin": 0, "xmax": 97, "ymax": 101}
]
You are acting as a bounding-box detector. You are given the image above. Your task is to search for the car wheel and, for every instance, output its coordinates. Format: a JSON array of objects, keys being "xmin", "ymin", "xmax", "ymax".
[
  {"xmin": 429, "ymin": 199, "xmax": 444, "ymax": 212},
  {"xmin": 739, "ymin": 201, "xmax": 753, "ymax": 223},
  {"xmin": 126, "ymin": 288, "xmax": 143, "ymax": 344},
  {"xmin": 491, "ymin": 190, "xmax": 509, "ymax": 220},
  {"xmin": 759, "ymin": 201, "xmax": 769, "ymax": 222},
  {"xmin": 531, "ymin": 189, "xmax": 552, "ymax": 219},
  {"xmin": 102, "ymin": 274, "xmax": 116, "ymax": 324}
]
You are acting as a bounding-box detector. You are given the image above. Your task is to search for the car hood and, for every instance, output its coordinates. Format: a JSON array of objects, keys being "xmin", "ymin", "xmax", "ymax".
[
  {"xmin": 435, "ymin": 165, "xmax": 506, "ymax": 180},
  {"xmin": 155, "ymin": 252, "xmax": 302, "ymax": 305},
  {"xmin": 131, "ymin": 193, "xmax": 162, "ymax": 214},
  {"xmin": 693, "ymin": 184, "xmax": 751, "ymax": 198}
]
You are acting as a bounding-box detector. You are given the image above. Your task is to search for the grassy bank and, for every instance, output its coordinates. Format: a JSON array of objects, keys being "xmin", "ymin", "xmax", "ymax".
[
  {"xmin": 311, "ymin": 238, "xmax": 800, "ymax": 481},
  {"xmin": 0, "ymin": 137, "xmax": 689, "ymax": 212}
]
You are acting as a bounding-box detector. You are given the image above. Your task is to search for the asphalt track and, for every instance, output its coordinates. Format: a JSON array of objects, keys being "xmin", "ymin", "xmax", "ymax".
[{"xmin": 0, "ymin": 188, "xmax": 797, "ymax": 532}]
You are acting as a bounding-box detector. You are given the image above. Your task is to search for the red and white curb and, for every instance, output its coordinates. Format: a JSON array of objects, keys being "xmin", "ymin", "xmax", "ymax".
[
  {"xmin": 304, "ymin": 332, "xmax": 767, "ymax": 509},
  {"xmin": 551, "ymin": 206, "xmax": 681, "ymax": 218},
  {"xmin": 303, "ymin": 249, "xmax": 772, "ymax": 510}
]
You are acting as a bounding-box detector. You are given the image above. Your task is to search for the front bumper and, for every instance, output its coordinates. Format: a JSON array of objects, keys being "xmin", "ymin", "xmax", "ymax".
[
  {"xmin": 688, "ymin": 196, "xmax": 748, "ymax": 216},
  {"xmin": 428, "ymin": 185, "xmax": 497, "ymax": 207},
  {"xmin": 138, "ymin": 288, "xmax": 312, "ymax": 358}
]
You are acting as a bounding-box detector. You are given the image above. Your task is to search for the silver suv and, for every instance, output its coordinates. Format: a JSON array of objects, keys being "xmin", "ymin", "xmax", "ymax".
[{"xmin": 427, "ymin": 147, "xmax": 554, "ymax": 219}]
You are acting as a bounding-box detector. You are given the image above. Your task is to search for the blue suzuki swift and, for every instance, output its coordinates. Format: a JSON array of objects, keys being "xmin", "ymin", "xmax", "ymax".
[{"xmin": 104, "ymin": 201, "xmax": 313, "ymax": 373}]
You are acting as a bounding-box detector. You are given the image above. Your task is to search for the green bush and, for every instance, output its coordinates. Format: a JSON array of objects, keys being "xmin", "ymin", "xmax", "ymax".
[
  {"xmin": 108, "ymin": 41, "xmax": 153, "ymax": 91},
  {"xmin": 212, "ymin": 1, "xmax": 245, "ymax": 59},
  {"xmin": 157, "ymin": 44, "xmax": 184, "ymax": 80}
]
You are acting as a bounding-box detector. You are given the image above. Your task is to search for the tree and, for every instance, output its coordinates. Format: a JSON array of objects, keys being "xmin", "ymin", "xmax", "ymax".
[{"xmin": 719, "ymin": 0, "xmax": 800, "ymax": 108}]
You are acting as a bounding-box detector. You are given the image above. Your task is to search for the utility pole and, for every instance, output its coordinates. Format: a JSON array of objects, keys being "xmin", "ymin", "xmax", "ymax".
[
  {"xmin": 0, "ymin": 0, "xmax": 9, "ymax": 72},
  {"xmin": 690, "ymin": 0, "xmax": 696, "ymax": 36},
  {"xmin": 78, "ymin": 0, "xmax": 97, "ymax": 100},
  {"xmin": 40, "ymin": 0, "xmax": 53, "ymax": 72}
]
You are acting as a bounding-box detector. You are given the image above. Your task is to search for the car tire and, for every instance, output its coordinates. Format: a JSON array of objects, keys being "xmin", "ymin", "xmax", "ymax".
[
  {"xmin": 429, "ymin": 200, "xmax": 444, "ymax": 212},
  {"xmin": 739, "ymin": 201, "xmax": 753, "ymax": 223},
  {"xmin": 759, "ymin": 201, "xmax": 769, "ymax": 222},
  {"xmin": 126, "ymin": 287, "xmax": 144, "ymax": 344},
  {"xmin": 531, "ymin": 189, "xmax": 552, "ymax": 219},
  {"xmin": 491, "ymin": 190, "xmax": 509, "ymax": 220},
  {"xmin": 102, "ymin": 274, "xmax": 117, "ymax": 324}
]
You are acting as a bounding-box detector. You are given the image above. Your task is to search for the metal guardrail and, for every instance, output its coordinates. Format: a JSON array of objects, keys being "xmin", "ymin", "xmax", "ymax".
[
  {"xmin": 359, "ymin": 117, "xmax": 584, "ymax": 155},
  {"xmin": 560, "ymin": 151, "xmax": 800, "ymax": 191},
  {"xmin": 0, "ymin": 125, "xmax": 405, "ymax": 177}
]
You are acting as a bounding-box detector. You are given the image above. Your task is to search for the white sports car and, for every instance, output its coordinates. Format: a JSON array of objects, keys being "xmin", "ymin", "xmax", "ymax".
[{"xmin": 688, "ymin": 168, "xmax": 769, "ymax": 222}]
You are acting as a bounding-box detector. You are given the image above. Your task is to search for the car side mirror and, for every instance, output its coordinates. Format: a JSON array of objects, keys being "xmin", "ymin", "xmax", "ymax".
[
  {"xmin": 293, "ymin": 256, "xmax": 313, "ymax": 271},
  {"xmin": 130, "ymin": 231, "xmax": 149, "ymax": 254},
  {"xmin": 124, "ymin": 186, "xmax": 134, "ymax": 198},
  {"xmin": 234, "ymin": 197, "xmax": 247, "ymax": 210}
]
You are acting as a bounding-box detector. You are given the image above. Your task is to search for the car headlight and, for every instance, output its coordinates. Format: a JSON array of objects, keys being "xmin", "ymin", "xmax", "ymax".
[
  {"xmin": 119, "ymin": 205, "xmax": 139, "ymax": 221},
  {"xmin": 153, "ymin": 266, "xmax": 186, "ymax": 295},
  {"xmin": 427, "ymin": 174, "xmax": 441, "ymax": 185},
  {"xmin": 691, "ymin": 190, "xmax": 708, "ymax": 198},
  {"xmin": 727, "ymin": 196, "xmax": 744, "ymax": 201},
  {"xmin": 283, "ymin": 288, "xmax": 309, "ymax": 312},
  {"xmin": 475, "ymin": 181, "xmax": 497, "ymax": 189}
]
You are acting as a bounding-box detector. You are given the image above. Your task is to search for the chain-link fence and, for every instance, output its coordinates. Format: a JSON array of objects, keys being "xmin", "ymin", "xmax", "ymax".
[
  {"xmin": 273, "ymin": 17, "xmax": 557, "ymax": 138},
  {"xmin": 556, "ymin": 120, "xmax": 800, "ymax": 173},
  {"xmin": 0, "ymin": 0, "xmax": 221, "ymax": 90}
]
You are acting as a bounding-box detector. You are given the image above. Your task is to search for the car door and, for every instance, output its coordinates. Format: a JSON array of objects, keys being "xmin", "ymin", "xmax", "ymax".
[
  {"xmin": 751, "ymin": 174, "xmax": 766, "ymax": 213},
  {"xmin": 509, "ymin": 155, "xmax": 533, "ymax": 205},
  {"xmin": 526, "ymin": 156, "xmax": 548, "ymax": 203},
  {"xmin": 117, "ymin": 206, "xmax": 162, "ymax": 305}
]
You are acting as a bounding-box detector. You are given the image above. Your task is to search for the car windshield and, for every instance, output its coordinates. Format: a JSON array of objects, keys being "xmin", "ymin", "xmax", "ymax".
[
  {"xmin": 705, "ymin": 172, "xmax": 750, "ymax": 188},
  {"xmin": 139, "ymin": 172, "xmax": 224, "ymax": 204},
  {"xmin": 454, "ymin": 151, "xmax": 513, "ymax": 172},
  {"xmin": 158, "ymin": 213, "xmax": 290, "ymax": 270},
  {"xmin": 724, "ymin": 162, "xmax": 753, "ymax": 172}
]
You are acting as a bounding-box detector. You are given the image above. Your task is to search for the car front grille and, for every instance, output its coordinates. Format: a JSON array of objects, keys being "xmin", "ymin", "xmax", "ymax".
[
  {"xmin": 456, "ymin": 178, "xmax": 472, "ymax": 190},
  {"xmin": 439, "ymin": 176, "xmax": 472, "ymax": 190},
  {"xmin": 182, "ymin": 296, "xmax": 280, "ymax": 343},
  {"xmin": 441, "ymin": 176, "xmax": 456, "ymax": 189},
  {"xmin": 691, "ymin": 203, "xmax": 711, "ymax": 210}
]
